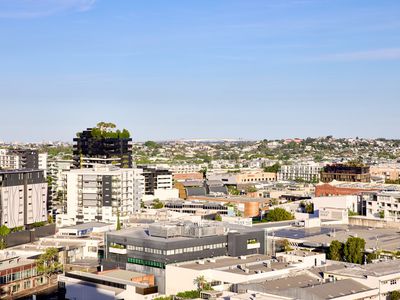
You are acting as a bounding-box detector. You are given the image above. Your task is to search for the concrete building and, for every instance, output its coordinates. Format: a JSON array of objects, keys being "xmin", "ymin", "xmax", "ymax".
[
  {"xmin": 0, "ymin": 149, "xmax": 20, "ymax": 170},
  {"xmin": 165, "ymin": 251, "xmax": 326, "ymax": 295},
  {"xmin": 0, "ymin": 256, "xmax": 49, "ymax": 298},
  {"xmin": 207, "ymin": 170, "xmax": 276, "ymax": 185},
  {"xmin": 324, "ymin": 260, "xmax": 400, "ymax": 299},
  {"xmin": 236, "ymin": 171, "xmax": 277, "ymax": 184},
  {"xmin": 104, "ymin": 221, "xmax": 265, "ymax": 293},
  {"xmin": 58, "ymin": 269, "xmax": 159, "ymax": 300},
  {"xmin": 320, "ymin": 164, "xmax": 371, "ymax": 183},
  {"xmin": 0, "ymin": 149, "xmax": 39, "ymax": 170},
  {"xmin": 38, "ymin": 153, "xmax": 47, "ymax": 174},
  {"xmin": 169, "ymin": 164, "xmax": 203, "ymax": 174},
  {"xmin": 370, "ymin": 164, "xmax": 400, "ymax": 182},
  {"xmin": 360, "ymin": 191, "xmax": 400, "ymax": 221},
  {"xmin": 58, "ymin": 222, "xmax": 115, "ymax": 237},
  {"xmin": 164, "ymin": 200, "xmax": 235, "ymax": 216},
  {"xmin": 278, "ymin": 162, "xmax": 324, "ymax": 182},
  {"xmin": 137, "ymin": 166, "xmax": 173, "ymax": 195},
  {"xmin": 57, "ymin": 165, "xmax": 144, "ymax": 227},
  {"xmin": 0, "ymin": 169, "xmax": 47, "ymax": 228},
  {"xmin": 315, "ymin": 180, "xmax": 400, "ymax": 197}
]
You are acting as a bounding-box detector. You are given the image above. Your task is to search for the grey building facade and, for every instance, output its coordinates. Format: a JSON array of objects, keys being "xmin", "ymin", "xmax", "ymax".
[
  {"xmin": 104, "ymin": 222, "xmax": 265, "ymax": 292},
  {"xmin": 0, "ymin": 169, "xmax": 47, "ymax": 228}
]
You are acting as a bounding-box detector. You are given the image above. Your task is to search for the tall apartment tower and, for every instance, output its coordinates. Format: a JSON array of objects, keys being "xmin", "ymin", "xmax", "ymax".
[
  {"xmin": 73, "ymin": 124, "xmax": 133, "ymax": 169},
  {"xmin": 0, "ymin": 169, "xmax": 47, "ymax": 228},
  {"xmin": 57, "ymin": 165, "xmax": 144, "ymax": 226}
]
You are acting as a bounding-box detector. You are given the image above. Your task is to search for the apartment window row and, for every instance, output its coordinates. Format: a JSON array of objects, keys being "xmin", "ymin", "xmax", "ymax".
[
  {"xmin": 242, "ymin": 178, "xmax": 275, "ymax": 182},
  {"xmin": 127, "ymin": 242, "xmax": 228, "ymax": 255},
  {"xmin": 0, "ymin": 268, "xmax": 37, "ymax": 284},
  {"xmin": 127, "ymin": 257, "xmax": 165, "ymax": 269}
]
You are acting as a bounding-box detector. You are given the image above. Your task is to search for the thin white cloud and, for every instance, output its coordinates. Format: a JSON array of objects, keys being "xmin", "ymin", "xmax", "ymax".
[
  {"xmin": 0, "ymin": 0, "xmax": 96, "ymax": 19},
  {"xmin": 315, "ymin": 48, "xmax": 400, "ymax": 62}
]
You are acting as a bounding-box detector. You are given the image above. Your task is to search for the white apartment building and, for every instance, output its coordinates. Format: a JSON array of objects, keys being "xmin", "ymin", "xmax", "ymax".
[
  {"xmin": 361, "ymin": 191, "xmax": 400, "ymax": 221},
  {"xmin": 0, "ymin": 149, "xmax": 20, "ymax": 169},
  {"xmin": 169, "ymin": 164, "xmax": 203, "ymax": 174},
  {"xmin": 57, "ymin": 165, "xmax": 145, "ymax": 227},
  {"xmin": 47, "ymin": 159, "xmax": 73, "ymax": 193},
  {"xmin": 278, "ymin": 162, "xmax": 324, "ymax": 182},
  {"xmin": 38, "ymin": 153, "xmax": 48, "ymax": 174}
]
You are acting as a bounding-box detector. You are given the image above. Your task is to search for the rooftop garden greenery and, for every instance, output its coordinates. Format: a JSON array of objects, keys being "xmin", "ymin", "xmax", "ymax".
[{"xmin": 79, "ymin": 122, "xmax": 131, "ymax": 140}]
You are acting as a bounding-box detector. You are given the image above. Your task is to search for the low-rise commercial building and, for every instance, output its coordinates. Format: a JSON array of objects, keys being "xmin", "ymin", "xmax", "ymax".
[
  {"xmin": 0, "ymin": 256, "xmax": 49, "ymax": 298},
  {"xmin": 164, "ymin": 200, "xmax": 235, "ymax": 216},
  {"xmin": 105, "ymin": 221, "xmax": 265, "ymax": 293},
  {"xmin": 58, "ymin": 269, "xmax": 158, "ymax": 300},
  {"xmin": 314, "ymin": 181, "xmax": 400, "ymax": 197},
  {"xmin": 166, "ymin": 251, "xmax": 325, "ymax": 295}
]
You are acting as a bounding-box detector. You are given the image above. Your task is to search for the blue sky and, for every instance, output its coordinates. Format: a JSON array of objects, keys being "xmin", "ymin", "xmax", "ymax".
[{"xmin": 0, "ymin": 0, "xmax": 399, "ymax": 142}]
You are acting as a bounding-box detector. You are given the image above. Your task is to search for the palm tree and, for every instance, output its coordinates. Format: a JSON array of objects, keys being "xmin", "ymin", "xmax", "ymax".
[{"xmin": 193, "ymin": 275, "xmax": 206, "ymax": 290}]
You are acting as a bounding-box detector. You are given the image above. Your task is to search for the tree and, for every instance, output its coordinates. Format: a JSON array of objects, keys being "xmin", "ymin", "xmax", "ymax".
[
  {"xmin": 116, "ymin": 210, "xmax": 122, "ymax": 231},
  {"xmin": 276, "ymin": 239, "xmax": 292, "ymax": 252},
  {"xmin": 144, "ymin": 141, "xmax": 159, "ymax": 148},
  {"xmin": 246, "ymin": 186, "xmax": 258, "ymax": 193},
  {"xmin": 152, "ymin": 199, "xmax": 164, "ymax": 209},
  {"xmin": 0, "ymin": 225, "xmax": 10, "ymax": 250},
  {"xmin": 36, "ymin": 247, "xmax": 63, "ymax": 285},
  {"xmin": 343, "ymin": 237, "xmax": 366, "ymax": 264},
  {"xmin": 47, "ymin": 214, "xmax": 54, "ymax": 224},
  {"xmin": 391, "ymin": 291, "xmax": 400, "ymax": 300},
  {"xmin": 215, "ymin": 214, "xmax": 222, "ymax": 221},
  {"xmin": 379, "ymin": 210, "xmax": 385, "ymax": 219},
  {"xmin": 266, "ymin": 208, "xmax": 294, "ymax": 222},
  {"xmin": 193, "ymin": 275, "xmax": 206, "ymax": 290},
  {"xmin": 328, "ymin": 240, "xmax": 343, "ymax": 261},
  {"xmin": 228, "ymin": 186, "xmax": 240, "ymax": 195},
  {"xmin": 176, "ymin": 290, "xmax": 201, "ymax": 299},
  {"xmin": 305, "ymin": 202, "xmax": 314, "ymax": 214},
  {"xmin": 366, "ymin": 251, "xmax": 380, "ymax": 263},
  {"xmin": 264, "ymin": 163, "xmax": 281, "ymax": 173}
]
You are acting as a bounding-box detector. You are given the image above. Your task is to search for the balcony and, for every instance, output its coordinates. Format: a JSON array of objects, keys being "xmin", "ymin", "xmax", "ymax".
[
  {"xmin": 247, "ymin": 242, "xmax": 261, "ymax": 250},
  {"xmin": 109, "ymin": 244, "xmax": 127, "ymax": 254}
]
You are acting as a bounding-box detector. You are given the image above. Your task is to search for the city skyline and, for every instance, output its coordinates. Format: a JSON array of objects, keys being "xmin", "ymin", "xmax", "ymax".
[{"xmin": 0, "ymin": 0, "xmax": 400, "ymax": 141}]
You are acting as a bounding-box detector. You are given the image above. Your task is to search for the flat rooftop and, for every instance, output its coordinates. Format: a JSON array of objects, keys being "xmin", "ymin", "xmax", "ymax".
[
  {"xmin": 326, "ymin": 260, "xmax": 400, "ymax": 278},
  {"xmin": 238, "ymin": 273, "xmax": 320, "ymax": 293},
  {"xmin": 177, "ymin": 255, "xmax": 271, "ymax": 271},
  {"xmin": 110, "ymin": 222, "xmax": 261, "ymax": 241},
  {"xmin": 319, "ymin": 180, "xmax": 400, "ymax": 191},
  {"xmin": 0, "ymin": 257, "xmax": 36, "ymax": 271},
  {"xmin": 302, "ymin": 278, "xmax": 375, "ymax": 299},
  {"xmin": 60, "ymin": 222, "xmax": 112, "ymax": 231},
  {"xmin": 283, "ymin": 250, "xmax": 323, "ymax": 257},
  {"xmin": 188, "ymin": 196, "xmax": 269, "ymax": 204},
  {"xmin": 100, "ymin": 269, "xmax": 148, "ymax": 281},
  {"xmin": 272, "ymin": 224, "xmax": 400, "ymax": 251},
  {"xmin": 65, "ymin": 270, "xmax": 148, "ymax": 287}
]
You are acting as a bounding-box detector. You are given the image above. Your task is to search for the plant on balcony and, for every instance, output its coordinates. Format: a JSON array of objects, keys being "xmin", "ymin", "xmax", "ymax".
[{"xmin": 110, "ymin": 243, "xmax": 125, "ymax": 249}]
